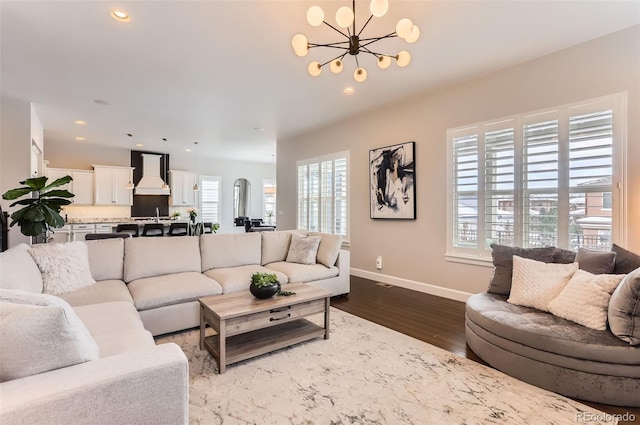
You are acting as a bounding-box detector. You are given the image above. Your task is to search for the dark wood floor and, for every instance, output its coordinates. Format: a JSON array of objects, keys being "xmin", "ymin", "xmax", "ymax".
[{"xmin": 331, "ymin": 276, "xmax": 640, "ymax": 423}]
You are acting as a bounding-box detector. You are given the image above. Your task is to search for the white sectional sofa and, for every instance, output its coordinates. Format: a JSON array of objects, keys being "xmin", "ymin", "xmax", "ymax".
[{"xmin": 0, "ymin": 230, "xmax": 350, "ymax": 425}]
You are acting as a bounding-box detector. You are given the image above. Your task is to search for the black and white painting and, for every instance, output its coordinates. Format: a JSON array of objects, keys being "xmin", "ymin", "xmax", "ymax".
[{"xmin": 370, "ymin": 141, "xmax": 416, "ymax": 219}]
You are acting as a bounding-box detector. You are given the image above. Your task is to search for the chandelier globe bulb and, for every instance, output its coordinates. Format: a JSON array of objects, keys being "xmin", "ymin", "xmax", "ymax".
[
  {"xmin": 307, "ymin": 6, "xmax": 324, "ymax": 26},
  {"xmin": 405, "ymin": 25, "xmax": 420, "ymax": 44},
  {"xmin": 354, "ymin": 67, "xmax": 368, "ymax": 83},
  {"xmin": 370, "ymin": 0, "xmax": 389, "ymax": 17},
  {"xmin": 395, "ymin": 18, "xmax": 414, "ymax": 39},
  {"xmin": 377, "ymin": 55, "xmax": 392, "ymax": 69},
  {"xmin": 291, "ymin": 34, "xmax": 309, "ymax": 56},
  {"xmin": 336, "ymin": 6, "xmax": 354, "ymax": 28},
  {"xmin": 330, "ymin": 59, "xmax": 344, "ymax": 74},
  {"xmin": 395, "ymin": 51, "xmax": 411, "ymax": 67},
  {"xmin": 308, "ymin": 61, "xmax": 322, "ymax": 77}
]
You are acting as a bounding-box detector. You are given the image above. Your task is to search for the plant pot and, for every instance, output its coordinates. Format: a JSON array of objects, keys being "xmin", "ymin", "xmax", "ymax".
[{"xmin": 249, "ymin": 282, "xmax": 280, "ymax": 299}]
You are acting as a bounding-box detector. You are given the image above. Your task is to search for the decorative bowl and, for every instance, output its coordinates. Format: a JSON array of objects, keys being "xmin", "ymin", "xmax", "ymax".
[{"xmin": 249, "ymin": 282, "xmax": 280, "ymax": 299}]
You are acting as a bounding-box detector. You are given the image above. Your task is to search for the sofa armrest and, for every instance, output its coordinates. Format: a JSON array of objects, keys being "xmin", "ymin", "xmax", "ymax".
[
  {"xmin": 0, "ymin": 343, "xmax": 188, "ymax": 425},
  {"xmin": 335, "ymin": 249, "xmax": 351, "ymax": 294}
]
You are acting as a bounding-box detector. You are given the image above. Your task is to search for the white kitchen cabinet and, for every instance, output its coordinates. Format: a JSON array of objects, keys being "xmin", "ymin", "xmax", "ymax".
[
  {"xmin": 49, "ymin": 225, "xmax": 72, "ymax": 243},
  {"xmin": 46, "ymin": 168, "xmax": 94, "ymax": 205},
  {"xmin": 169, "ymin": 170, "xmax": 196, "ymax": 206},
  {"xmin": 71, "ymin": 223, "xmax": 95, "ymax": 241},
  {"xmin": 93, "ymin": 165, "xmax": 134, "ymax": 206}
]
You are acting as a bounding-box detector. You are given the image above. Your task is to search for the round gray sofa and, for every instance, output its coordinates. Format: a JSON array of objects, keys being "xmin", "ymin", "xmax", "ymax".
[{"xmin": 465, "ymin": 292, "xmax": 640, "ymax": 407}]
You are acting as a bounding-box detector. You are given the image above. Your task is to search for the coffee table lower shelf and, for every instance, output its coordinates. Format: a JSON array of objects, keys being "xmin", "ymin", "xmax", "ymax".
[{"xmin": 203, "ymin": 318, "xmax": 325, "ymax": 369}]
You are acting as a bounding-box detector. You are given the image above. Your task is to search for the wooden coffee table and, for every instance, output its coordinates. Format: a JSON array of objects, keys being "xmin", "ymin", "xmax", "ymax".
[{"xmin": 199, "ymin": 282, "xmax": 331, "ymax": 373}]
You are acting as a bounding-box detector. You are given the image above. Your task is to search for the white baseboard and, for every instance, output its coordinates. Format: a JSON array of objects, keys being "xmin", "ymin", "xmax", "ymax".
[{"xmin": 350, "ymin": 268, "xmax": 473, "ymax": 302}]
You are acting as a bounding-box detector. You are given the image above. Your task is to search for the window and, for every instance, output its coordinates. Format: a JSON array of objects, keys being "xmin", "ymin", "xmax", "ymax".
[
  {"xmin": 263, "ymin": 179, "xmax": 276, "ymax": 225},
  {"xmin": 297, "ymin": 151, "xmax": 349, "ymax": 237},
  {"xmin": 447, "ymin": 94, "xmax": 625, "ymax": 261},
  {"xmin": 200, "ymin": 176, "xmax": 221, "ymax": 224}
]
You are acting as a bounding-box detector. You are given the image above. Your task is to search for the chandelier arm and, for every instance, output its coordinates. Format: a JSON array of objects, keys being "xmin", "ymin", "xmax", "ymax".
[
  {"xmin": 361, "ymin": 48, "xmax": 397, "ymax": 59},
  {"xmin": 322, "ymin": 21, "xmax": 350, "ymax": 39},
  {"xmin": 309, "ymin": 41, "xmax": 351, "ymax": 48},
  {"xmin": 359, "ymin": 32, "xmax": 398, "ymax": 44},
  {"xmin": 320, "ymin": 51, "xmax": 349, "ymax": 68},
  {"xmin": 354, "ymin": 53, "xmax": 360, "ymax": 69},
  {"xmin": 357, "ymin": 15, "xmax": 374, "ymax": 37},
  {"xmin": 310, "ymin": 45, "xmax": 351, "ymax": 52}
]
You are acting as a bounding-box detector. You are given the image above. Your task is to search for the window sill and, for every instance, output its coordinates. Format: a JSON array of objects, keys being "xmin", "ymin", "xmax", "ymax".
[{"xmin": 445, "ymin": 253, "xmax": 494, "ymax": 268}]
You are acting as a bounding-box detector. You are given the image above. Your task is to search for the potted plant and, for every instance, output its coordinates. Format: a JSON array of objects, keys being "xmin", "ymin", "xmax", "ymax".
[
  {"xmin": 1, "ymin": 176, "xmax": 74, "ymax": 241},
  {"xmin": 249, "ymin": 272, "xmax": 295, "ymax": 299}
]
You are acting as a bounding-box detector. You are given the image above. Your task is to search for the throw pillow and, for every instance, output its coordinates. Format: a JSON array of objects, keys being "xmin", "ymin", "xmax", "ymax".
[
  {"xmin": 611, "ymin": 244, "xmax": 640, "ymax": 274},
  {"xmin": 547, "ymin": 269, "xmax": 625, "ymax": 330},
  {"xmin": 575, "ymin": 248, "xmax": 616, "ymax": 274},
  {"xmin": 310, "ymin": 232, "xmax": 342, "ymax": 268},
  {"xmin": 0, "ymin": 289, "xmax": 99, "ymax": 382},
  {"xmin": 286, "ymin": 233, "xmax": 321, "ymax": 265},
  {"xmin": 261, "ymin": 231, "xmax": 293, "ymax": 265},
  {"xmin": 608, "ymin": 267, "xmax": 640, "ymax": 345},
  {"xmin": 553, "ymin": 247, "xmax": 577, "ymax": 264},
  {"xmin": 488, "ymin": 244, "xmax": 557, "ymax": 295},
  {"xmin": 507, "ymin": 256, "xmax": 578, "ymax": 311},
  {"xmin": 0, "ymin": 243, "xmax": 43, "ymax": 293},
  {"xmin": 29, "ymin": 241, "xmax": 96, "ymax": 295}
]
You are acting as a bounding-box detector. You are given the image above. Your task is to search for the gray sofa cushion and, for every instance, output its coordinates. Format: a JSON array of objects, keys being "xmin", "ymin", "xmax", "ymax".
[
  {"xmin": 575, "ymin": 247, "xmax": 616, "ymax": 274},
  {"xmin": 124, "ymin": 236, "xmax": 201, "ymax": 283},
  {"xmin": 608, "ymin": 267, "xmax": 640, "ymax": 345},
  {"xmin": 612, "ymin": 244, "xmax": 640, "ymax": 274},
  {"xmin": 466, "ymin": 292, "xmax": 639, "ymax": 365},
  {"xmin": 203, "ymin": 265, "xmax": 288, "ymax": 294},
  {"xmin": 488, "ymin": 244, "xmax": 557, "ymax": 295},
  {"xmin": 265, "ymin": 261, "xmax": 339, "ymax": 283},
  {"xmin": 85, "ymin": 238, "xmax": 125, "ymax": 281},
  {"xmin": 127, "ymin": 272, "xmax": 222, "ymax": 311},
  {"xmin": 200, "ymin": 233, "xmax": 261, "ymax": 271},
  {"xmin": 59, "ymin": 280, "xmax": 133, "ymax": 307}
]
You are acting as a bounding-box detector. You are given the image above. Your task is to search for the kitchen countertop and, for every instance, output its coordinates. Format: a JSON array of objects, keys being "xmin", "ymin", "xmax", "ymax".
[{"xmin": 66, "ymin": 218, "xmax": 189, "ymax": 225}]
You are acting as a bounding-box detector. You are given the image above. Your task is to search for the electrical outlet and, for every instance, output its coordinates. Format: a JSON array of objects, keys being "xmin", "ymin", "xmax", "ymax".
[{"xmin": 376, "ymin": 256, "xmax": 382, "ymax": 270}]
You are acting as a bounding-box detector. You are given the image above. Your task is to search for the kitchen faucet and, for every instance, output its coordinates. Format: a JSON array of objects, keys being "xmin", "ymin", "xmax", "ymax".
[{"xmin": 155, "ymin": 207, "xmax": 159, "ymax": 223}]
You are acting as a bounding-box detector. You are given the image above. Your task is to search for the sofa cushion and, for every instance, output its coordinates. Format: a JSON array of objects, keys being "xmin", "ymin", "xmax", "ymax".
[
  {"xmin": 58, "ymin": 280, "xmax": 133, "ymax": 307},
  {"xmin": 127, "ymin": 272, "xmax": 223, "ymax": 311},
  {"xmin": 29, "ymin": 241, "xmax": 95, "ymax": 295},
  {"xmin": 0, "ymin": 290, "xmax": 99, "ymax": 382},
  {"xmin": 612, "ymin": 244, "xmax": 640, "ymax": 274},
  {"xmin": 608, "ymin": 267, "xmax": 640, "ymax": 345},
  {"xmin": 200, "ymin": 233, "xmax": 261, "ymax": 271},
  {"xmin": 466, "ymin": 292, "xmax": 639, "ymax": 365},
  {"xmin": 547, "ymin": 269, "xmax": 625, "ymax": 330},
  {"xmin": 92, "ymin": 329, "xmax": 155, "ymax": 357},
  {"xmin": 286, "ymin": 233, "xmax": 321, "ymax": 265},
  {"xmin": 488, "ymin": 244, "xmax": 557, "ymax": 295},
  {"xmin": 265, "ymin": 261, "xmax": 339, "ymax": 283},
  {"xmin": 507, "ymin": 256, "xmax": 578, "ymax": 312},
  {"xmin": 73, "ymin": 300, "xmax": 146, "ymax": 337},
  {"xmin": 85, "ymin": 238, "xmax": 125, "ymax": 281},
  {"xmin": 261, "ymin": 231, "xmax": 293, "ymax": 265},
  {"xmin": 124, "ymin": 236, "xmax": 201, "ymax": 282},
  {"xmin": 0, "ymin": 243, "xmax": 43, "ymax": 293},
  {"xmin": 204, "ymin": 265, "xmax": 289, "ymax": 294},
  {"xmin": 552, "ymin": 247, "xmax": 577, "ymax": 264},
  {"xmin": 575, "ymin": 248, "xmax": 616, "ymax": 274},
  {"xmin": 310, "ymin": 232, "xmax": 342, "ymax": 267}
]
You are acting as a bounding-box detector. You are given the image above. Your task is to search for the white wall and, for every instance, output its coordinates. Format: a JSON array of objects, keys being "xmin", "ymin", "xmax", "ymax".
[
  {"xmin": 1, "ymin": 96, "xmax": 42, "ymax": 247},
  {"xmin": 44, "ymin": 141, "xmax": 276, "ymax": 233},
  {"xmin": 277, "ymin": 26, "xmax": 640, "ymax": 297}
]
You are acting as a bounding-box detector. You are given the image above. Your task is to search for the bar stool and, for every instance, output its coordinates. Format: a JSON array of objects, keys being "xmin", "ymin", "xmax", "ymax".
[
  {"xmin": 116, "ymin": 223, "xmax": 139, "ymax": 238},
  {"xmin": 142, "ymin": 223, "xmax": 164, "ymax": 237},
  {"xmin": 168, "ymin": 222, "xmax": 188, "ymax": 236},
  {"xmin": 203, "ymin": 222, "xmax": 213, "ymax": 234}
]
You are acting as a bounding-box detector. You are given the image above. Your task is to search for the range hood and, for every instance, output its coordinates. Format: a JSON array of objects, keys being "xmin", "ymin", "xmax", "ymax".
[{"xmin": 135, "ymin": 153, "xmax": 170, "ymax": 195}]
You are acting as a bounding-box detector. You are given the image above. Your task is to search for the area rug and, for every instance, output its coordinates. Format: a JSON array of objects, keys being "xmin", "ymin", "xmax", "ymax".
[{"xmin": 157, "ymin": 308, "xmax": 614, "ymax": 425}]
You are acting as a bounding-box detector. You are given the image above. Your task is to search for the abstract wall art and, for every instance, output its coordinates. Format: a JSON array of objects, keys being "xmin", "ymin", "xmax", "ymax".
[{"xmin": 370, "ymin": 141, "xmax": 416, "ymax": 219}]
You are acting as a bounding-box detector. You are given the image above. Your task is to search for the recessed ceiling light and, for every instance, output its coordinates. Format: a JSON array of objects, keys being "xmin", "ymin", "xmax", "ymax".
[
  {"xmin": 111, "ymin": 10, "xmax": 131, "ymax": 22},
  {"xmin": 162, "ymin": 138, "xmax": 167, "ymax": 141},
  {"xmin": 254, "ymin": 127, "xmax": 265, "ymax": 132},
  {"xmin": 93, "ymin": 99, "xmax": 110, "ymax": 106},
  {"xmin": 343, "ymin": 87, "xmax": 355, "ymax": 95},
  {"xmin": 75, "ymin": 136, "xmax": 86, "ymax": 141},
  {"xmin": 135, "ymin": 143, "xmax": 144, "ymax": 148},
  {"xmin": 185, "ymin": 149, "xmax": 192, "ymax": 152},
  {"xmin": 74, "ymin": 120, "xmax": 86, "ymax": 125}
]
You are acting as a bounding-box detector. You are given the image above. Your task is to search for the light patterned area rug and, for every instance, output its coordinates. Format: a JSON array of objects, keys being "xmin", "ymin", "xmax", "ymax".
[{"xmin": 157, "ymin": 308, "xmax": 614, "ymax": 425}]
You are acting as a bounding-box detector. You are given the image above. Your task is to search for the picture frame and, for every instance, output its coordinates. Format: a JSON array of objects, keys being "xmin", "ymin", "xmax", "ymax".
[{"xmin": 369, "ymin": 141, "xmax": 416, "ymax": 220}]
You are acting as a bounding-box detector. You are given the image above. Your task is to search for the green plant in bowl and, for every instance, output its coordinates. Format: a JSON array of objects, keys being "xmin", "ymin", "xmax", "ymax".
[{"xmin": 250, "ymin": 272, "xmax": 296, "ymax": 297}]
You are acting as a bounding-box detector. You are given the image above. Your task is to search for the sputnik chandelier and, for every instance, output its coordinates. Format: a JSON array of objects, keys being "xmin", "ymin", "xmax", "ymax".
[{"xmin": 291, "ymin": 0, "xmax": 420, "ymax": 83}]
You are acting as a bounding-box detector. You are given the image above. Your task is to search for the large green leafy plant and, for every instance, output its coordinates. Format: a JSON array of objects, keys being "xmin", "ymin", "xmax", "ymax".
[{"xmin": 2, "ymin": 176, "xmax": 74, "ymax": 237}]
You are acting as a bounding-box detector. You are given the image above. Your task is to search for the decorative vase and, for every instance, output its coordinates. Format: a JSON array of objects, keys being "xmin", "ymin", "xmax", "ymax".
[{"xmin": 249, "ymin": 282, "xmax": 280, "ymax": 299}]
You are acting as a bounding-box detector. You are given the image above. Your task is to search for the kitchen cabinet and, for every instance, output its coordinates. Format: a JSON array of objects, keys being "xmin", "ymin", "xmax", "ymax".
[
  {"xmin": 93, "ymin": 165, "xmax": 134, "ymax": 206},
  {"xmin": 169, "ymin": 170, "xmax": 196, "ymax": 206},
  {"xmin": 49, "ymin": 224, "xmax": 72, "ymax": 243},
  {"xmin": 71, "ymin": 223, "xmax": 94, "ymax": 241},
  {"xmin": 46, "ymin": 168, "xmax": 94, "ymax": 205}
]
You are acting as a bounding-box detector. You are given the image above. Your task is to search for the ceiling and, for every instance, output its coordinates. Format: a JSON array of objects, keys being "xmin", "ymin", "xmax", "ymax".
[{"xmin": 2, "ymin": 1, "xmax": 639, "ymax": 163}]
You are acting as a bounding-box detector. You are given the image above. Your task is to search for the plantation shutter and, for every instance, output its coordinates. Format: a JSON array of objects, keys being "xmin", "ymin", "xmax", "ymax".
[
  {"xmin": 334, "ymin": 158, "xmax": 348, "ymax": 236},
  {"xmin": 484, "ymin": 127, "xmax": 515, "ymax": 246},
  {"xmin": 452, "ymin": 134, "xmax": 479, "ymax": 249},
  {"xmin": 200, "ymin": 177, "xmax": 220, "ymax": 223}
]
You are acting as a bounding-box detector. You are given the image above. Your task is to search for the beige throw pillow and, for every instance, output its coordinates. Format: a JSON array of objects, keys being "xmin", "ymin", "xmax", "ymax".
[
  {"xmin": 507, "ymin": 256, "xmax": 578, "ymax": 311},
  {"xmin": 0, "ymin": 243, "xmax": 43, "ymax": 293},
  {"xmin": 310, "ymin": 232, "xmax": 342, "ymax": 268},
  {"xmin": 548, "ymin": 269, "xmax": 625, "ymax": 330},
  {"xmin": 29, "ymin": 242, "xmax": 96, "ymax": 295},
  {"xmin": 0, "ymin": 289, "xmax": 99, "ymax": 382},
  {"xmin": 286, "ymin": 233, "xmax": 321, "ymax": 265}
]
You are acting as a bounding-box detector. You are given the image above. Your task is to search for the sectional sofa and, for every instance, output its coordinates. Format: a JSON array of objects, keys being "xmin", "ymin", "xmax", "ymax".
[{"xmin": 0, "ymin": 230, "xmax": 350, "ymax": 425}]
